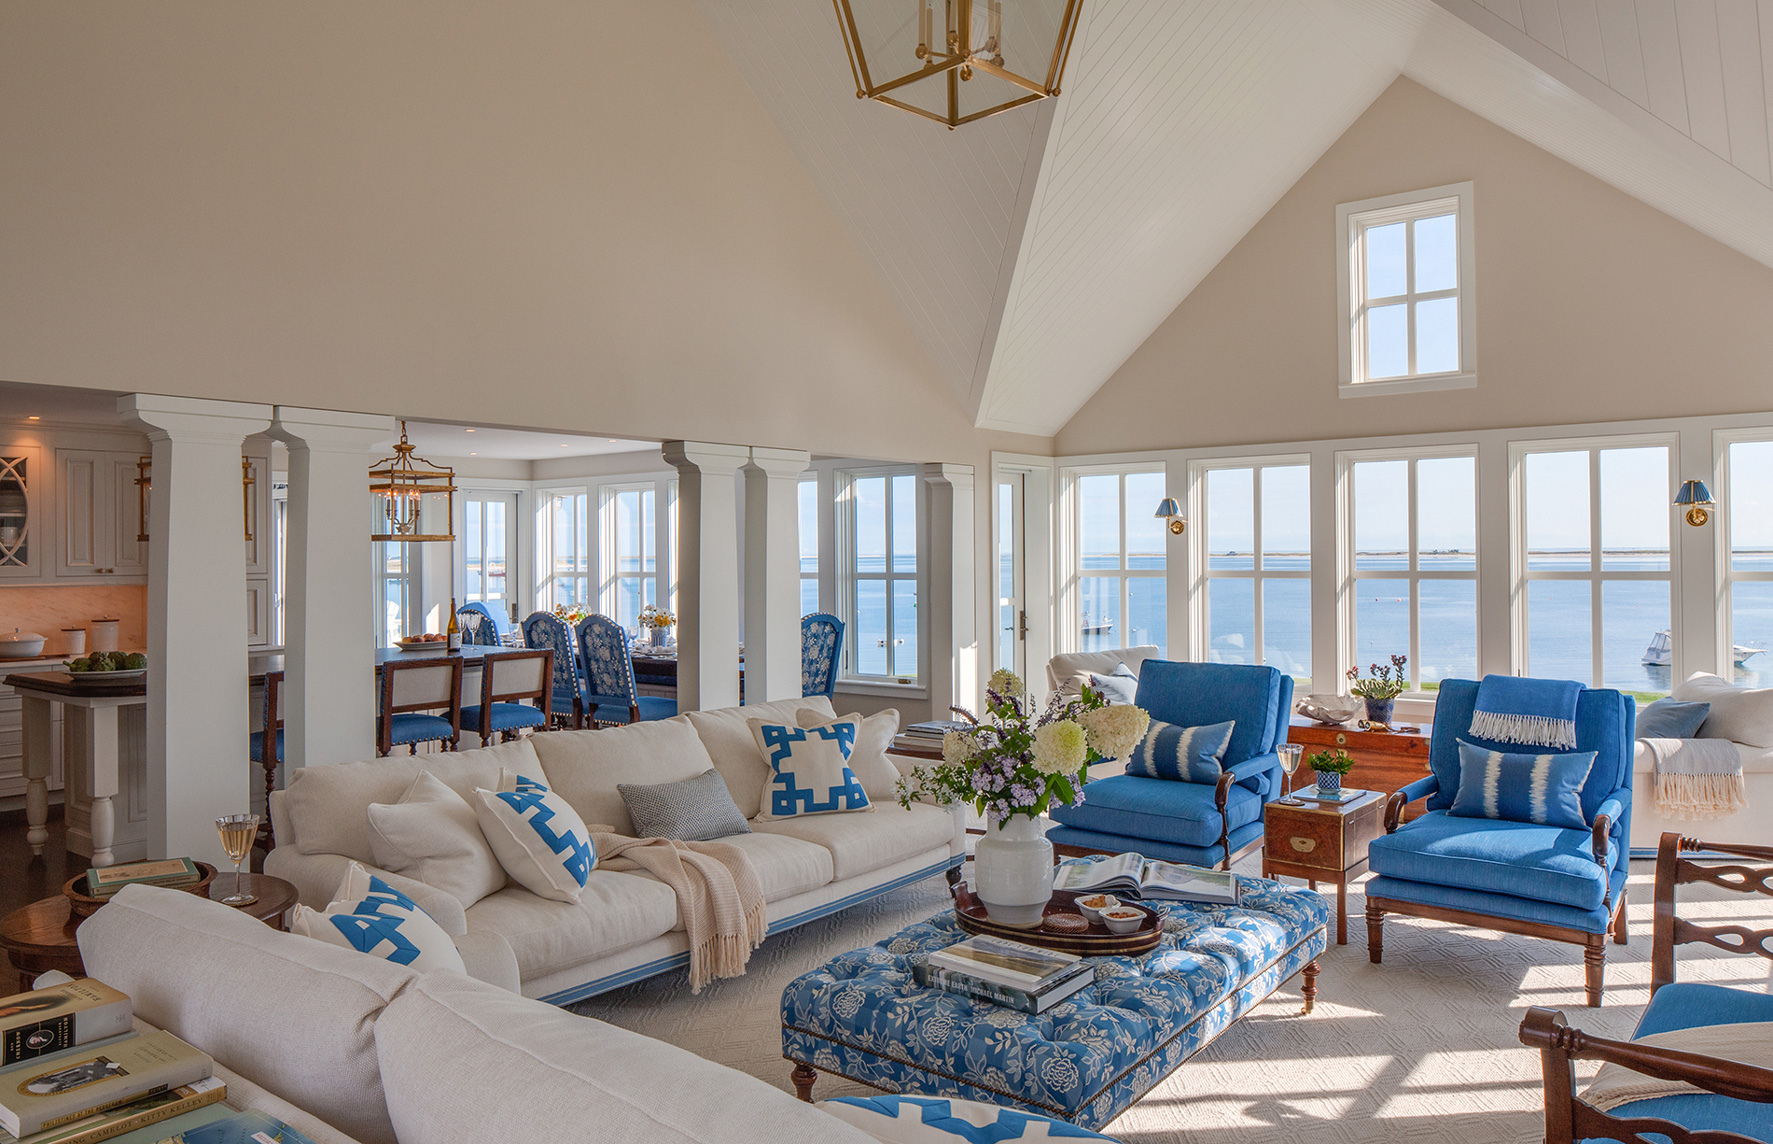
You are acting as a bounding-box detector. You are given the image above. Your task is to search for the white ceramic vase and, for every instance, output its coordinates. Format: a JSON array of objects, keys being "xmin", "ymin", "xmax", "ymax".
[{"xmin": 972, "ymin": 813, "xmax": 1054, "ymax": 928}]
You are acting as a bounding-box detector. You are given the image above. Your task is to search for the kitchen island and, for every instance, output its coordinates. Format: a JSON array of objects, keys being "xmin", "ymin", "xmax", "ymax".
[{"xmin": 3, "ymin": 670, "xmax": 146, "ymax": 867}]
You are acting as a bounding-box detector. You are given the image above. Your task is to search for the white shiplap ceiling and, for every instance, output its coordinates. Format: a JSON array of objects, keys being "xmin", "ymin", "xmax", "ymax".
[{"xmin": 695, "ymin": 0, "xmax": 1773, "ymax": 437}]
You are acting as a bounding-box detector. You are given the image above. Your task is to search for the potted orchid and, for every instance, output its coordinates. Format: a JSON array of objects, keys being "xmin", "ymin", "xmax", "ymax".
[
  {"xmin": 1346, "ymin": 654, "xmax": 1408, "ymax": 727},
  {"xmin": 899, "ymin": 668, "xmax": 1149, "ymax": 928}
]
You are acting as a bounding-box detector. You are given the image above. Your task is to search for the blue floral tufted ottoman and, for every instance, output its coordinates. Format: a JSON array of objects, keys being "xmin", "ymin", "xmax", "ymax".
[{"xmin": 781, "ymin": 870, "xmax": 1330, "ymax": 1130}]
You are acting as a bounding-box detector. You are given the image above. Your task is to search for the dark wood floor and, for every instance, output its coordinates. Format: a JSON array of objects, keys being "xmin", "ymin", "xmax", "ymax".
[{"xmin": 0, "ymin": 807, "xmax": 74, "ymax": 919}]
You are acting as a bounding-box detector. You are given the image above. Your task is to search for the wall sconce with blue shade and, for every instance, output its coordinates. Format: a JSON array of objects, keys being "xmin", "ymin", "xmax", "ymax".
[
  {"xmin": 1674, "ymin": 479, "xmax": 1716, "ymax": 527},
  {"xmin": 1155, "ymin": 497, "xmax": 1185, "ymax": 536}
]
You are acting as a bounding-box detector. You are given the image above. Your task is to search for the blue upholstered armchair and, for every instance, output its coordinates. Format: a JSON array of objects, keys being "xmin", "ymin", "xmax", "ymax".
[
  {"xmin": 521, "ymin": 611, "xmax": 588, "ymax": 728},
  {"xmin": 576, "ymin": 614, "xmax": 677, "ymax": 726},
  {"xmin": 1365, "ymin": 679, "xmax": 1635, "ymax": 1007},
  {"xmin": 1046, "ymin": 661, "xmax": 1294, "ymax": 870},
  {"xmin": 801, "ymin": 613, "xmax": 843, "ymax": 699}
]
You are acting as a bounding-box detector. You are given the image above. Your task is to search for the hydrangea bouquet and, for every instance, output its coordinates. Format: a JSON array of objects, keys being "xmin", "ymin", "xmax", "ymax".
[{"xmin": 898, "ymin": 668, "xmax": 1151, "ymax": 824}]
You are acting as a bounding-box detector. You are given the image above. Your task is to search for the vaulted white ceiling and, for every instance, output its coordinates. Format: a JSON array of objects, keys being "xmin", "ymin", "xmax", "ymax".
[{"xmin": 694, "ymin": 0, "xmax": 1773, "ymax": 437}]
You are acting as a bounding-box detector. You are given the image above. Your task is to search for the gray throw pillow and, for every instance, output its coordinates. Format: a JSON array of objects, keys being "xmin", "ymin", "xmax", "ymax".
[
  {"xmin": 1637, "ymin": 697, "xmax": 1711, "ymax": 739},
  {"xmin": 617, "ymin": 769, "xmax": 752, "ymax": 841},
  {"xmin": 1089, "ymin": 663, "xmax": 1139, "ymax": 705}
]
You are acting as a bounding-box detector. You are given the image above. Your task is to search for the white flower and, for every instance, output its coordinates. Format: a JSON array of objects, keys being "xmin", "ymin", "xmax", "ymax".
[
  {"xmin": 942, "ymin": 730, "xmax": 981, "ymax": 767},
  {"xmin": 1030, "ymin": 719, "xmax": 1088, "ymax": 775},
  {"xmin": 1080, "ymin": 704, "xmax": 1150, "ymax": 761},
  {"xmin": 988, "ymin": 668, "xmax": 1024, "ymax": 699}
]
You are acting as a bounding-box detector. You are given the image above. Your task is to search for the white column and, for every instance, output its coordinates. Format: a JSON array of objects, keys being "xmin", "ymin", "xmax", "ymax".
[
  {"xmin": 743, "ymin": 447, "xmax": 811, "ymax": 704},
  {"xmin": 662, "ymin": 442, "xmax": 748, "ymax": 711},
  {"xmin": 921, "ymin": 463, "xmax": 978, "ymax": 718},
  {"xmin": 268, "ymin": 407, "xmax": 396, "ymax": 768},
  {"xmin": 118, "ymin": 394, "xmax": 272, "ymax": 865}
]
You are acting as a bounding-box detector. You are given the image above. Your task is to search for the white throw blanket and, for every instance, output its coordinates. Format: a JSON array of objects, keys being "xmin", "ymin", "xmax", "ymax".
[
  {"xmin": 1641, "ymin": 737, "xmax": 1749, "ymax": 820},
  {"xmin": 590, "ymin": 831, "xmax": 767, "ymax": 993},
  {"xmin": 1585, "ymin": 1021, "xmax": 1773, "ymax": 1111}
]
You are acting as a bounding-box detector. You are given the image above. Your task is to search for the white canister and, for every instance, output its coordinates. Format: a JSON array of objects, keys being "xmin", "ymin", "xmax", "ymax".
[
  {"xmin": 88, "ymin": 619, "xmax": 120, "ymax": 654},
  {"xmin": 61, "ymin": 628, "xmax": 86, "ymax": 655}
]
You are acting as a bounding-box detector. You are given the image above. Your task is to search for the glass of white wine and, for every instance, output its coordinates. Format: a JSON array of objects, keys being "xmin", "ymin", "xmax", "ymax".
[
  {"xmin": 1277, "ymin": 743, "xmax": 1305, "ymax": 805},
  {"xmin": 215, "ymin": 814, "xmax": 261, "ymax": 906}
]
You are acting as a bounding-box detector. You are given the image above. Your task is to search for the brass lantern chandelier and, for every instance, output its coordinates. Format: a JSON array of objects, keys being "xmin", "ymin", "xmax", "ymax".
[
  {"xmin": 833, "ymin": 0, "xmax": 1084, "ymax": 129},
  {"xmin": 369, "ymin": 420, "xmax": 456, "ymax": 543}
]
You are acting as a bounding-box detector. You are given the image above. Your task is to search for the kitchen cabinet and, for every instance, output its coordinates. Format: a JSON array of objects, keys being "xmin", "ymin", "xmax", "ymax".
[
  {"xmin": 55, "ymin": 449, "xmax": 147, "ymax": 581},
  {"xmin": 0, "ymin": 446, "xmax": 44, "ymax": 580},
  {"xmin": 0, "ymin": 661, "xmax": 64, "ymax": 801},
  {"xmin": 243, "ymin": 444, "xmax": 273, "ymax": 649}
]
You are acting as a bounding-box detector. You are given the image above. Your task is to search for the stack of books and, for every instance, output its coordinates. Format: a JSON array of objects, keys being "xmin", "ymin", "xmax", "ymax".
[
  {"xmin": 891, "ymin": 719, "xmax": 971, "ymax": 755},
  {"xmin": 912, "ymin": 936, "xmax": 1095, "ymax": 1015},
  {"xmin": 83, "ymin": 860, "xmax": 203, "ymax": 901}
]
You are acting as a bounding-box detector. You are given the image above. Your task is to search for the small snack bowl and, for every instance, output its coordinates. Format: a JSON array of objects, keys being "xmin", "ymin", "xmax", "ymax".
[
  {"xmin": 1099, "ymin": 906, "xmax": 1147, "ymax": 935},
  {"xmin": 1076, "ymin": 893, "xmax": 1119, "ymax": 923}
]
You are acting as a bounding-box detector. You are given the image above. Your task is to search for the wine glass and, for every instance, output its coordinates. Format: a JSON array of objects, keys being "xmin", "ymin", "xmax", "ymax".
[
  {"xmin": 215, "ymin": 814, "xmax": 261, "ymax": 906},
  {"xmin": 1276, "ymin": 744, "xmax": 1304, "ymax": 805}
]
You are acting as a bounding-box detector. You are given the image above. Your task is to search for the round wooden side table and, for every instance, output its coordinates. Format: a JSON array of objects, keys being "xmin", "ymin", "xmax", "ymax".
[{"xmin": 0, "ymin": 873, "xmax": 299, "ymax": 992}]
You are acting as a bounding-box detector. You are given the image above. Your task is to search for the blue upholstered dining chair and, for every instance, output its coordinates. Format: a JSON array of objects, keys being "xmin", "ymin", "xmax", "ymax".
[
  {"xmin": 1046, "ymin": 660, "xmax": 1293, "ymax": 870},
  {"xmin": 376, "ymin": 657, "xmax": 464, "ymax": 757},
  {"xmin": 456, "ymin": 601, "xmax": 505, "ymax": 647},
  {"xmin": 459, "ymin": 648, "xmax": 553, "ymax": 748},
  {"xmin": 1365, "ymin": 678, "xmax": 1635, "ymax": 1007},
  {"xmin": 521, "ymin": 612, "xmax": 589, "ymax": 728},
  {"xmin": 576, "ymin": 614, "xmax": 677, "ymax": 726},
  {"xmin": 801, "ymin": 613, "xmax": 843, "ymax": 699}
]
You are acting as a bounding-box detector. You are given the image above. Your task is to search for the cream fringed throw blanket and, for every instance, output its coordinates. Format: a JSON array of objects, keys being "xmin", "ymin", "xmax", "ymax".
[
  {"xmin": 1584, "ymin": 1021, "xmax": 1773, "ymax": 1111},
  {"xmin": 590, "ymin": 831, "xmax": 767, "ymax": 993},
  {"xmin": 1641, "ymin": 737, "xmax": 1749, "ymax": 820}
]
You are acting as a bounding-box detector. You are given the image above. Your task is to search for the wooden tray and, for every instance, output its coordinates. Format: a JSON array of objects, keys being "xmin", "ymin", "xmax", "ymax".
[
  {"xmin": 954, "ymin": 886, "xmax": 1162, "ymax": 956},
  {"xmin": 63, "ymin": 862, "xmax": 217, "ymax": 920}
]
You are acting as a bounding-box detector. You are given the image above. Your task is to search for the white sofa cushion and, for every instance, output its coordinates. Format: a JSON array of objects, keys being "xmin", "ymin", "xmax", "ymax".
[
  {"xmin": 474, "ymin": 773, "xmax": 597, "ymax": 903},
  {"xmin": 797, "ymin": 708, "xmax": 902, "ymax": 802},
  {"xmin": 373, "ymin": 971, "xmax": 878, "ymax": 1144},
  {"xmin": 284, "ymin": 739, "xmax": 537, "ymax": 861},
  {"xmin": 753, "ymin": 802, "xmax": 956, "ymax": 881},
  {"xmin": 529, "ymin": 720, "xmax": 717, "ymax": 836},
  {"xmin": 75, "ymin": 884, "xmax": 414, "ymax": 1144},
  {"xmin": 1045, "ymin": 646, "xmax": 1160, "ymax": 701},
  {"xmin": 464, "ymin": 873, "xmax": 679, "ymax": 979},
  {"xmin": 643, "ymin": 832, "xmax": 835, "ymax": 931},
  {"xmin": 685, "ymin": 697, "xmax": 836, "ymax": 818},
  {"xmin": 1673, "ymin": 671, "xmax": 1773, "ymax": 749},
  {"xmin": 367, "ymin": 771, "xmax": 507, "ymax": 909},
  {"xmin": 289, "ymin": 862, "xmax": 468, "ymax": 975}
]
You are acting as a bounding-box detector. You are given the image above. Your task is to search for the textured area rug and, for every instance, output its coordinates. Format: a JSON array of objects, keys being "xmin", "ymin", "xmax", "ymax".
[{"xmin": 572, "ymin": 857, "xmax": 1773, "ymax": 1142}]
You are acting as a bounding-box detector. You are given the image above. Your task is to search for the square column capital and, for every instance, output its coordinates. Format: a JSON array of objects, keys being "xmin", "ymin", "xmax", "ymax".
[
  {"xmin": 663, "ymin": 441, "xmax": 750, "ymax": 475},
  {"xmin": 118, "ymin": 394, "xmax": 272, "ymax": 445},
  {"xmin": 745, "ymin": 446, "xmax": 811, "ymax": 479},
  {"xmin": 269, "ymin": 407, "xmax": 397, "ymax": 453},
  {"xmin": 920, "ymin": 462, "xmax": 975, "ymax": 493}
]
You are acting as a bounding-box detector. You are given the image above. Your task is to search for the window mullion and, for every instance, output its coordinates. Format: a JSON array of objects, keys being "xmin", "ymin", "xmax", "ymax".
[
  {"xmin": 1590, "ymin": 450, "xmax": 1604, "ymax": 687},
  {"xmin": 1407, "ymin": 460, "xmax": 1421, "ymax": 689},
  {"xmin": 1404, "ymin": 220, "xmax": 1417, "ymax": 378},
  {"xmin": 1252, "ymin": 468, "xmax": 1265, "ymax": 667}
]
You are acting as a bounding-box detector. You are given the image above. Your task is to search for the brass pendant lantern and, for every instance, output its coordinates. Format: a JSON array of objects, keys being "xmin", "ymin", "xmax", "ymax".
[
  {"xmin": 833, "ymin": 0, "xmax": 1084, "ymax": 129},
  {"xmin": 369, "ymin": 421, "xmax": 456, "ymax": 542}
]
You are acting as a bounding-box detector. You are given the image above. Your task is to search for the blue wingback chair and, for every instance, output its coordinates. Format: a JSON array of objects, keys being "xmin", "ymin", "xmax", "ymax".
[
  {"xmin": 801, "ymin": 613, "xmax": 843, "ymax": 699},
  {"xmin": 576, "ymin": 614, "xmax": 677, "ymax": 726},
  {"xmin": 522, "ymin": 611, "xmax": 588, "ymax": 728},
  {"xmin": 1365, "ymin": 679, "xmax": 1635, "ymax": 1007},
  {"xmin": 457, "ymin": 601, "xmax": 508, "ymax": 647},
  {"xmin": 1046, "ymin": 660, "xmax": 1294, "ymax": 870}
]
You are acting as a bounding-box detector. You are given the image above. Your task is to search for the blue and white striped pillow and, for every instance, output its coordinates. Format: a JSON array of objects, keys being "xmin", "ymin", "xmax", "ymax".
[
  {"xmin": 818, "ymin": 1095, "xmax": 1117, "ymax": 1141},
  {"xmin": 1448, "ymin": 739, "xmax": 1597, "ymax": 831},
  {"xmin": 1123, "ymin": 719, "xmax": 1236, "ymax": 783}
]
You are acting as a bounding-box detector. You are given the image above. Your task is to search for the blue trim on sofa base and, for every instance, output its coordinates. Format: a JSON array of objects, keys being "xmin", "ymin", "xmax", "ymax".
[{"xmin": 537, "ymin": 853, "xmax": 964, "ymax": 1006}]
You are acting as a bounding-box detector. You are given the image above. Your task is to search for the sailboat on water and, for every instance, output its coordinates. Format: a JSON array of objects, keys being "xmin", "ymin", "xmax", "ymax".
[{"xmin": 1642, "ymin": 629, "xmax": 1763, "ymax": 667}]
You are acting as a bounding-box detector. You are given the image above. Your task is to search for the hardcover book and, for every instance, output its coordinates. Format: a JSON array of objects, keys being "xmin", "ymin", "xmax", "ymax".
[
  {"xmin": 85, "ymin": 861, "xmax": 201, "ymax": 900},
  {"xmin": 0, "ymin": 1029, "xmax": 212, "ymax": 1139},
  {"xmin": 911, "ymin": 957, "xmax": 1094, "ymax": 1014},
  {"xmin": 5, "ymin": 1078, "xmax": 226, "ymax": 1144},
  {"xmin": 1051, "ymin": 854, "xmax": 1241, "ymax": 906},
  {"xmin": 0, "ymin": 984, "xmax": 133, "ymax": 1070},
  {"xmin": 924, "ymin": 936, "xmax": 1081, "ymax": 990},
  {"xmin": 158, "ymin": 1109, "xmax": 319, "ymax": 1144}
]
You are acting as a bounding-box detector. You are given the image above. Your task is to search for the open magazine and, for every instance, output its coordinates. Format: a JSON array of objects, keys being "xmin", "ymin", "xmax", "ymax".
[{"xmin": 1052, "ymin": 853, "xmax": 1241, "ymax": 906}]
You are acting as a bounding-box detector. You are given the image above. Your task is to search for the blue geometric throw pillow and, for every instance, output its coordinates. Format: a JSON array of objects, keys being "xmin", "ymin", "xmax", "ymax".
[
  {"xmin": 1123, "ymin": 719, "xmax": 1236, "ymax": 783},
  {"xmin": 472, "ymin": 773, "xmax": 596, "ymax": 903},
  {"xmin": 819, "ymin": 1095, "xmax": 1117, "ymax": 1140},
  {"xmin": 1448, "ymin": 739, "xmax": 1597, "ymax": 831},
  {"xmin": 289, "ymin": 862, "xmax": 466, "ymax": 974},
  {"xmin": 748, "ymin": 718, "xmax": 870, "ymax": 821}
]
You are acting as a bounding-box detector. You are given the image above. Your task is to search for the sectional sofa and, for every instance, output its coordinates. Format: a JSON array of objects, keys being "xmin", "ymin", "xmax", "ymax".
[{"xmin": 264, "ymin": 695, "xmax": 966, "ymax": 1004}]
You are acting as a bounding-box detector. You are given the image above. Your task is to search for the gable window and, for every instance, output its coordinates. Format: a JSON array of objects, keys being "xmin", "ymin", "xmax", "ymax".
[
  {"xmin": 1341, "ymin": 449, "xmax": 1478, "ymax": 691},
  {"xmin": 1719, "ymin": 435, "xmax": 1772, "ymax": 688},
  {"xmin": 1514, "ymin": 440, "xmax": 1674, "ymax": 698},
  {"xmin": 1196, "ymin": 460, "xmax": 1310, "ymax": 685},
  {"xmin": 1073, "ymin": 470, "xmax": 1166, "ymax": 656},
  {"xmin": 839, "ymin": 469, "xmax": 917, "ymax": 681},
  {"xmin": 1337, "ymin": 182, "xmax": 1476, "ymax": 397}
]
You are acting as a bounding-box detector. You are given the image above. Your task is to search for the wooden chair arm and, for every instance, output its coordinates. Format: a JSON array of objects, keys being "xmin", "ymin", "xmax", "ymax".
[
  {"xmin": 1522, "ymin": 1006, "xmax": 1773, "ymax": 1104},
  {"xmin": 1384, "ymin": 790, "xmax": 1408, "ymax": 834},
  {"xmin": 1590, "ymin": 814, "xmax": 1611, "ymax": 870},
  {"xmin": 1215, "ymin": 770, "xmax": 1233, "ymax": 813},
  {"xmin": 1654, "ymin": 832, "xmax": 1773, "ymax": 995}
]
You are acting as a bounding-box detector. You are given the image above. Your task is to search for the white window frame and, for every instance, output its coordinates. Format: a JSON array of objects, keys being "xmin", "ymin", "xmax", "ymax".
[
  {"xmin": 836, "ymin": 466, "xmax": 918, "ymax": 682},
  {"xmin": 459, "ymin": 489, "xmax": 518, "ymax": 617},
  {"xmin": 798, "ymin": 475, "xmax": 820, "ymax": 617},
  {"xmin": 601, "ymin": 482, "xmax": 658, "ymax": 635},
  {"xmin": 1337, "ymin": 182, "xmax": 1477, "ymax": 398},
  {"xmin": 1337, "ymin": 444, "xmax": 1480, "ymax": 693},
  {"xmin": 1509, "ymin": 433, "xmax": 1680, "ymax": 693},
  {"xmin": 1059, "ymin": 464, "xmax": 1167, "ymax": 657},
  {"xmin": 537, "ymin": 487, "xmax": 589, "ymax": 612},
  {"xmin": 1715, "ymin": 428, "xmax": 1772, "ymax": 685},
  {"xmin": 1188, "ymin": 455, "xmax": 1311, "ymax": 679}
]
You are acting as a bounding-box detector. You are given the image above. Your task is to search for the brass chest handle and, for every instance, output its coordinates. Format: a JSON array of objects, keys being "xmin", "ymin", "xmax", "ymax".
[{"xmin": 1290, "ymin": 837, "xmax": 1317, "ymax": 853}]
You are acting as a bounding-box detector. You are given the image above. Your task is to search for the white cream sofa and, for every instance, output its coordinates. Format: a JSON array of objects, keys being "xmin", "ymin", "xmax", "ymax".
[
  {"xmin": 77, "ymin": 884, "xmax": 1114, "ymax": 1144},
  {"xmin": 265, "ymin": 696, "xmax": 965, "ymax": 1004},
  {"xmin": 1043, "ymin": 646, "xmax": 1161, "ymax": 699},
  {"xmin": 1631, "ymin": 739, "xmax": 1773, "ymax": 851}
]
